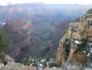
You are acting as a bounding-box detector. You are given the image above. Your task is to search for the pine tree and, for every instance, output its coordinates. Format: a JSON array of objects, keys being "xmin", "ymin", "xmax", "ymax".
[{"xmin": 0, "ymin": 27, "xmax": 12, "ymax": 53}]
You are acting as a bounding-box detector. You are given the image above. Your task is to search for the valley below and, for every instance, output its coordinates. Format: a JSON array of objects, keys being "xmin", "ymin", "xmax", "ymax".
[{"xmin": 0, "ymin": 3, "xmax": 92, "ymax": 70}]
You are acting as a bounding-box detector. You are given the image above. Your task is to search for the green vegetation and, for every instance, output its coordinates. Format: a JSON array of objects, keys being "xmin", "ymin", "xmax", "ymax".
[
  {"xmin": 0, "ymin": 53, "xmax": 4, "ymax": 63},
  {"xmin": 0, "ymin": 27, "xmax": 12, "ymax": 63},
  {"xmin": 22, "ymin": 55, "xmax": 30, "ymax": 65},
  {"xmin": 0, "ymin": 27, "xmax": 12, "ymax": 53}
]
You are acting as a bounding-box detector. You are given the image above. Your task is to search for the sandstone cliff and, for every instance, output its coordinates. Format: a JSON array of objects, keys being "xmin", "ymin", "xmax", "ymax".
[{"xmin": 56, "ymin": 9, "xmax": 92, "ymax": 66}]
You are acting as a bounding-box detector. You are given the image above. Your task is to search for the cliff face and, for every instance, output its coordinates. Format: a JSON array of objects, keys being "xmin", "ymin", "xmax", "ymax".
[
  {"xmin": 3, "ymin": 19, "xmax": 32, "ymax": 59},
  {"xmin": 3, "ymin": 19, "xmax": 32, "ymax": 44},
  {"xmin": 56, "ymin": 9, "xmax": 92, "ymax": 65}
]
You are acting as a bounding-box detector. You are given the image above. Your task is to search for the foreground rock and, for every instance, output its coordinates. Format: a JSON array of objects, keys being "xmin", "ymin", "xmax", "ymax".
[
  {"xmin": 0, "ymin": 63, "xmax": 4, "ymax": 69},
  {"xmin": 4, "ymin": 54, "xmax": 14, "ymax": 63},
  {"xmin": 0, "ymin": 62, "xmax": 36, "ymax": 70},
  {"xmin": 43, "ymin": 67, "xmax": 61, "ymax": 70},
  {"xmin": 0, "ymin": 54, "xmax": 36, "ymax": 70},
  {"xmin": 56, "ymin": 9, "xmax": 92, "ymax": 66}
]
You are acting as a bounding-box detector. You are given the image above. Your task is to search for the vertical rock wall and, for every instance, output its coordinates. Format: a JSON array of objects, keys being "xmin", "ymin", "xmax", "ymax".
[{"xmin": 56, "ymin": 9, "xmax": 92, "ymax": 65}]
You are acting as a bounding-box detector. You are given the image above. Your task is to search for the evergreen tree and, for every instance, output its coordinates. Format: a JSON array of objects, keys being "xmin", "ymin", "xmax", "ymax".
[{"xmin": 0, "ymin": 27, "xmax": 12, "ymax": 53}]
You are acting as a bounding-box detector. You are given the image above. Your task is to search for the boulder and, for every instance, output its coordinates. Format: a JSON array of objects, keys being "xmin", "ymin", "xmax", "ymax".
[
  {"xmin": 4, "ymin": 55, "xmax": 14, "ymax": 63},
  {"xmin": 0, "ymin": 63, "xmax": 4, "ymax": 69}
]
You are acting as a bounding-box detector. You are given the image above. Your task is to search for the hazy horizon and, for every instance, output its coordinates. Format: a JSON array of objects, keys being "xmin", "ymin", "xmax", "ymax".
[{"xmin": 0, "ymin": 0, "xmax": 92, "ymax": 6}]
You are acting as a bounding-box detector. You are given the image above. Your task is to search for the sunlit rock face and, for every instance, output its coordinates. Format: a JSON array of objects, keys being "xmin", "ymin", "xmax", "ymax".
[{"xmin": 56, "ymin": 9, "xmax": 92, "ymax": 66}]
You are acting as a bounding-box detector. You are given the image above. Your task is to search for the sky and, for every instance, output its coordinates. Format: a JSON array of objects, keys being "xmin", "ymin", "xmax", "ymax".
[{"xmin": 0, "ymin": 0, "xmax": 92, "ymax": 6}]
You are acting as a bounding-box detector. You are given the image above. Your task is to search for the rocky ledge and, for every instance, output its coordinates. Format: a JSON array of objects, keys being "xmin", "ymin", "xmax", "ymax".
[
  {"xmin": 0, "ymin": 62, "xmax": 36, "ymax": 70},
  {"xmin": 0, "ymin": 54, "xmax": 36, "ymax": 70}
]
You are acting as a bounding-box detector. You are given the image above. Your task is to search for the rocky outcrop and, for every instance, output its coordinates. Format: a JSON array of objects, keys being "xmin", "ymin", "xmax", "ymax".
[
  {"xmin": 0, "ymin": 54, "xmax": 36, "ymax": 70},
  {"xmin": 0, "ymin": 62, "xmax": 36, "ymax": 70},
  {"xmin": 0, "ymin": 63, "xmax": 4, "ymax": 69},
  {"xmin": 4, "ymin": 54, "xmax": 14, "ymax": 63},
  {"xmin": 56, "ymin": 9, "xmax": 92, "ymax": 65}
]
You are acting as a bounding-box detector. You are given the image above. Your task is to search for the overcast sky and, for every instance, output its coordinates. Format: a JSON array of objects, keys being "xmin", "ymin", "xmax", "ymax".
[{"xmin": 0, "ymin": 0, "xmax": 92, "ymax": 6}]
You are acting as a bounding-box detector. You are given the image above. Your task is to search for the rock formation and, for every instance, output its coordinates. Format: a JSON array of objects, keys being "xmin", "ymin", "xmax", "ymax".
[
  {"xmin": 56, "ymin": 9, "xmax": 92, "ymax": 66},
  {"xmin": 3, "ymin": 19, "xmax": 32, "ymax": 59},
  {"xmin": 0, "ymin": 54, "xmax": 36, "ymax": 70},
  {"xmin": 0, "ymin": 62, "xmax": 36, "ymax": 70},
  {"xmin": 3, "ymin": 19, "xmax": 32, "ymax": 44}
]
